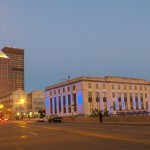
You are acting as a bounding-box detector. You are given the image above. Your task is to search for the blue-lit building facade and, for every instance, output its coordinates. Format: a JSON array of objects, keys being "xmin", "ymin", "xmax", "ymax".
[{"xmin": 45, "ymin": 76, "xmax": 150, "ymax": 116}]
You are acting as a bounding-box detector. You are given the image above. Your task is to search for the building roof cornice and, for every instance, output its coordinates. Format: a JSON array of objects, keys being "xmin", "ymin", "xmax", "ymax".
[{"xmin": 45, "ymin": 76, "xmax": 150, "ymax": 91}]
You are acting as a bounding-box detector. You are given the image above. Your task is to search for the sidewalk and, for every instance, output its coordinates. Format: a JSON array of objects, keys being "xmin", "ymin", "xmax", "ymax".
[{"xmin": 63, "ymin": 119, "xmax": 150, "ymax": 126}]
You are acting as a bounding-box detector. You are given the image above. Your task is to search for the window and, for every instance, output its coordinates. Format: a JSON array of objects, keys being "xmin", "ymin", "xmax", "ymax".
[
  {"xmin": 68, "ymin": 94, "xmax": 71, "ymax": 113},
  {"xmin": 96, "ymin": 84, "xmax": 99, "ymax": 89},
  {"xmin": 88, "ymin": 83, "xmax": 91, "ymax": 88},
  {"xmin": 96, "ymin": 92, "xmax": 100, "ymax": 109},
  {"xmin": 63, "ymin": 96, "xmax": 66, "ymax": 113},
  {"xmin": 118, "ymin": 85, "xmax": 120, "ymax": 90},
  {"xmin": 135, "ymin": 93, "xmax": 139, "ymax": 110},
  {"xmin": 145, "ymin": 93, "xmax": 147, "ymax": 98},
  {"xmin": 50, "ymin": 98, "xmax": 53, "ymax": 114},
  {"xmin": 130, "ymin": 93, "xmax": 133, "ymax": 110},
  {"xmin": 112, "ymin": 84, "xmax": 114, "ymax": 89},
  {"xmin": 113, "ymin": 101, "xmax": 116, "ymax": 110},
  {"xmin": 103, "ymin": 84, "xmax": 106, "ymax": 89},
  {"xmin": 58, "ymin": 89, "xmax": 60, "ymax": 94},
  {"xmin": 146, "ymin": 101, "xmax": 148, "ymax": 109},
  {"xmin": 145, "ymin": 86, "xmax": 147, "ymax": 91},
  {"xmin": 88, "ymin": 92, "xmax": 92, "ymax": 102},
  {"xmin": 135, "ymin": 86, "xmax": 137, "ymax": 91},
  {"xmin": 54, "ymin": 97, "xmax": 57, "ymax": 114},
  {"xmin": 95, "ymin": 92, "xmax": 99, "ymax": 102},
  {"xmin": 118, "ymin": 92, "xmax": 121, "ymax": 99},
  {"xmin": 140, "ymin": 86, "xmax": 142, "ymax": 91},
  {"xmin": 112, "ymin": 92, "xmax": 115, "ymax": 98},
  {"xmin": 103, "ymin": 92, "xmax": 107, "ymax": 110},
  {"xmin": 68, "ymin": 87, "xmax": 70, "ymax": 92},
  {"xmin": 124, "ymin": 85, "xmax": 126, "ymax": 90},
  {"xmin": 129, "ymin": 85, "xmax": 132, "ymax": 90},
  {"xmin": 63, "ymin": 88, "xmax": 65, "ymax": 93},
  {"xmin": 73, "ymin": 93, "xmax": 77, "ymax": 111},
  {"xmin": 58, "ymin": 96, "xmax": 61, "ymax": 114},
  {"xmin": 124, "ymin": 93, "xmax": 127, "ymax": 99},
  {"xmin": 73, "ymin": 85, "xmax": 75, "ymax": 90},
  {"xmin": 54, "ymin": 90, "xmax": 56, "ymax": 95}
]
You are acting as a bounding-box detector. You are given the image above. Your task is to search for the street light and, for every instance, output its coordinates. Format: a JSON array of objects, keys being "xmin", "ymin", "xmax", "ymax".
[
  {"xmin": 20, "ymin": 98, "xmax": 25, "ymax": 104},
  {"xmin": 0, "ymin": 104, "xmax": 4, "ymax": 117},
  {"xmin": 0, "ymin": 104, "xmax": 3, "ymax": 109}
]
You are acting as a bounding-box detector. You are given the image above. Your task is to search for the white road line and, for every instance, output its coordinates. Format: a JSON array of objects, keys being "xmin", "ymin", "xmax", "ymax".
[{"xmin": 29, "ymin": 132, "xmax": 37, "ymax": 136}]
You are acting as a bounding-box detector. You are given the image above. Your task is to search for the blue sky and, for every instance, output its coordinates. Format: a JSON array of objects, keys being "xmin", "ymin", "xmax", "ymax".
[{"xmin": 0, "ymin": 0, "xmax": 150, "ymax": 92}]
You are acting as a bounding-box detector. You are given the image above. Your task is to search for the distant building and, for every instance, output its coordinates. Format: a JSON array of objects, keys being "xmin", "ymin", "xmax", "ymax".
[
  {"xmin": 27, "ymin": 90, "xmax": 45, "ymax": 117},
  {"xmin": 1, "ymin": 47, "xmax": 24, "ymax": 92},
  {"xmin": 0, "ymin": 51, "xmax": 10, "ymax": 96},
  {"xmin": 45, "ymin": 76, "xmax": 150, "ymax": 116},
  {"xmin": 0, "ymin": 89, "xmax": 45, "ymax": 119},
  {"xmin": 0, "ymin": 89, "xmax": 27, "ymax": 119}
]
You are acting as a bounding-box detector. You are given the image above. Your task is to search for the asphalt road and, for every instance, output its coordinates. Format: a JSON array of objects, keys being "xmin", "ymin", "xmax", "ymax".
[{"xmin": 0, "ymin": 120, "xmax": 150, "ymax": 150}]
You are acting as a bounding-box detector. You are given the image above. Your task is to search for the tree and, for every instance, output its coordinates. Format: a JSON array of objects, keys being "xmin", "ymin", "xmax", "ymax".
[{"xmin": 90, "ymin": 108, "xmax": 100, "ymax": 117}]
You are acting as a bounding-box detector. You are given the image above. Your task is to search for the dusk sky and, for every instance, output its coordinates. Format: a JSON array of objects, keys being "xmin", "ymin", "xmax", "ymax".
[{"xmin": 0, "ymin": 0, "xmax": 150, "ymax": 92}]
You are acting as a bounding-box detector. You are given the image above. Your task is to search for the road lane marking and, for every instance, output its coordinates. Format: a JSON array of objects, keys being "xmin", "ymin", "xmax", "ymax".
[
  {"xmin": 22, "ymin": 124, "xmax": 150, "ymax": 144},
  {"xmin": 18, "ymin": 125, "xmax": 28, "ymax": 128},
  {"xmin": 29, "ymin": 132, "xmax": 37, "ymax": 136},
  {"xmin": 73, "ymin": 131, "xmax": 150, "ymax": 144}
]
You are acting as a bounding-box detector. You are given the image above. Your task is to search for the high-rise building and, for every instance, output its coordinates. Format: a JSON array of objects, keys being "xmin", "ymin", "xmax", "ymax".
[
  {"xmin": 2, "ymin": 47, "xmax": 24, "ymax": 91},
  {"xmin": 0, "ymin": 51, "xmax": 9, "ymax": 96}
]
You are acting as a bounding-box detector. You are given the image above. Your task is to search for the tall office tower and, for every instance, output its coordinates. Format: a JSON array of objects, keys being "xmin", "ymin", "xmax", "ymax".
[
  {"xmin": 2, "ymin": 47, "xmax": 24, "ymax": 91},
  {"xmin": 0, "ymin": 51, "xmax": 10, "ymax": 96}
]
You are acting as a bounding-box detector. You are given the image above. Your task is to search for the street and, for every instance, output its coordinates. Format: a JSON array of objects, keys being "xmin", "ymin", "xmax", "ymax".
[{"xmin": 0, "ymin": 120, "xmax": 150, "ymax": 150}]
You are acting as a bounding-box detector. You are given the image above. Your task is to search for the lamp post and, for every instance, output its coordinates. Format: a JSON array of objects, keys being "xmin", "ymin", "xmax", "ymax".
[{"xmin": 19, "ymin": 98, "xmax": 26, "ymax": 119}]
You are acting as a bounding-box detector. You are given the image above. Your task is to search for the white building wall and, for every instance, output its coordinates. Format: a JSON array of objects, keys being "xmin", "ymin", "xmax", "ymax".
[{"xmin": 45, "ymin": 76, "xmax": 150, "ymax": 116}]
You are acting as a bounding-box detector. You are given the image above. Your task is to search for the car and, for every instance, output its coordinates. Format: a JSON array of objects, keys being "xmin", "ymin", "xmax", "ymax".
[
  {"xmin": 36, "ymin": 116, "xmax": 44, "ymax": 122},
  {"xmin": 0, "ymin": 118, "xmax": 8, "ymax": 121},
  {"xmin": 47, "ymin": 115, "xmax": 62, "ymax": 123}
]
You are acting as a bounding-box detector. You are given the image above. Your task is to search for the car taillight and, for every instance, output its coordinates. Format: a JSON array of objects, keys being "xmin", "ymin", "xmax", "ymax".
[
  {"xmin": 0, "ymin": 118, "xmax": 1, "ymax": 121},
  {"xmin": 4, "ymin": 118, "xmax": 8, "ymax": 121}
]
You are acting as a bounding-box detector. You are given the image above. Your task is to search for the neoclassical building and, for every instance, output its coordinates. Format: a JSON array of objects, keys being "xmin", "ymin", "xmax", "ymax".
[{"xmin": 45, "ymin": 76, "xmax": 150, "ymax": 116}]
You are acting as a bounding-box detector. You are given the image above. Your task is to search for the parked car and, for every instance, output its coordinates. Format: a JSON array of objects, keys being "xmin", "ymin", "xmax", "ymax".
[
  {"xmin": 36, "ymin": 116, "xmax": 44, "ymax": 122},
  {"xmin": 47, "ymin": 115, "xmax": 62, "ymax": 123}
]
